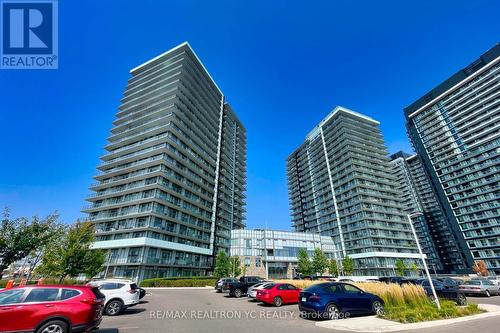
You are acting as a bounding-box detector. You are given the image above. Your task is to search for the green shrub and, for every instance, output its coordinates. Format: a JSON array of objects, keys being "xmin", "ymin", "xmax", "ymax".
[
  {"xmin": 383, "ymin": 300, "xmax": 483, "ymax": 323},
  {"xmin": 140, "ymin": 276, "xmax": 218, "ymax": 287}
]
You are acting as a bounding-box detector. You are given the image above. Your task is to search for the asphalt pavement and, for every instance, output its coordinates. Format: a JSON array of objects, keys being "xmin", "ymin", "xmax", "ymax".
[{"xmin": 96, "ymin": 288, "xmax": 500, "ymax": 333}]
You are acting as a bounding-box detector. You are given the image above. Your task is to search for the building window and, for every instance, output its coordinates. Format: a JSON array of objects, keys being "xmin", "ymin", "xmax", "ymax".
[
  {"xmin": 256, "ymin": 257, "xmax": 261, "ymax": 267},
  {"xmin": 244, "ymin": 257, "xmax": 251, "ymax": 267}
]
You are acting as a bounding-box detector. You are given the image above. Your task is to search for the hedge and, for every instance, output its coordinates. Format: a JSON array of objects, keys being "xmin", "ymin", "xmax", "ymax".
[
  {"xmin": 0, "ymin": 278, "xmax": 82, "ymax": 288},
  {"xmin": 140, "ymin": 276, "xmax": 218, "ymax": 287}
]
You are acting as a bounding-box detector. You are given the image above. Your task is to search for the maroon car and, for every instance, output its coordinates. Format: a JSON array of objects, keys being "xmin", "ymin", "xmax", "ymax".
[{"xmin": 0, "ymin": 285, "xmax": 105, "ymax": 333}]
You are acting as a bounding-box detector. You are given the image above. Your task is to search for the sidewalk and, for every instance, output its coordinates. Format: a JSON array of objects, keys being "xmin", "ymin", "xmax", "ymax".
[{"xmin": 316, "ymin": 304, "xmax": 500, "ymax": 332}]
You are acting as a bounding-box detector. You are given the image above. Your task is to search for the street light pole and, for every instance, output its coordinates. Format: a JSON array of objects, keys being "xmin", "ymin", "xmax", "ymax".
[
  {"xmin": 104, "ymin": 251, "xmax": 113, "ymax": 278},
  {"xmin": 407, "ymin": 212, "xmax": 440, "ymax": 310}
]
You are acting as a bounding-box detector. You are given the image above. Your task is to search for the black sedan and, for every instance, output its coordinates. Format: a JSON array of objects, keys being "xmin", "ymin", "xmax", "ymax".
[{"xmin": 410, "ymin": 278, "xmax": 467, "ymax": 305}]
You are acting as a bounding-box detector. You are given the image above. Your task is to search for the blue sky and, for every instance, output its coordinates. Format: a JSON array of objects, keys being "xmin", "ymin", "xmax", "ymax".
[{"xmin": 0, "ymin": 0, "xmax": 498, "ymax": 229}]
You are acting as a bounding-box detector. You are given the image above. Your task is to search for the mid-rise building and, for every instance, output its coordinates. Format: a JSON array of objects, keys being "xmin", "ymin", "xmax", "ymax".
[
  {"xmin": 85, "ymin": 42, "xmax": 247, "ymax": 281},
  {"xmin": 287, "ymin": 106, "xmax": 421, "ymax": 276},
  {"xmin": 230, "ymin": 229, "xmax": 340, "ymax": 279},
  {"xmin": 405, "ymin": 44, "xmax": 500, "ymax": 275}
]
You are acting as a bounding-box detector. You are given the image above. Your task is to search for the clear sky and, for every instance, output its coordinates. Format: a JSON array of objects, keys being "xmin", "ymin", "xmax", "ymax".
[{"xmin": 0, "ymin": 0, "xmax": 498, "ymax": 229}]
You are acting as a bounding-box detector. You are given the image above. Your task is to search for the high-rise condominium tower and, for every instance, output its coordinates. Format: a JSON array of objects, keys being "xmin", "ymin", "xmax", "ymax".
[
  {"xmin": 390, "ymin": 151, "xmax": 463, "ymax": 273},
  {"xmin": 405, "ymin": 44, "xmax": 499, "ymax": 275},
  {"xmin": 287, "ymin": 106, "xmax": 420, "ymax": 276},
  {"xmin": 85, "ymin": 42, "xmax": 246, "ymax": 281}
]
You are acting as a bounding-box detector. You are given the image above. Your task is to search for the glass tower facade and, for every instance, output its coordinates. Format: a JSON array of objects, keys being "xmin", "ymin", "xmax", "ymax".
[
  {"xmin": 84, "ymin": 42, "xmax": 246, "ymax": 281},
  {"xmin": 405, "ymin": 44, "xmax": 499, "ymax": 275},
  {"xmin": 390, "ymin": 152, "xmax": 448, "ymax": 273},
  {"xmin": 287, "ymin": 106, "xmax": 420, "ymax": 276}
]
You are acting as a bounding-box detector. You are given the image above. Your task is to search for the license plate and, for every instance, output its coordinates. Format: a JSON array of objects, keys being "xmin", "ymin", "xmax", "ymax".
[{"xmin": 301, "ymin": 297, "xmax": 306, "ymax": 302}]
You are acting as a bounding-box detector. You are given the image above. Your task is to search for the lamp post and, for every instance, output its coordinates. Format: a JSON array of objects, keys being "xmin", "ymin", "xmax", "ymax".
[
  {"xmin": 407, "ymin": 212, "xmax": 440, "ymax": 310},
  {"xmin": 104, "ymin": 251, "xmax": 114, "ymax": 278}
]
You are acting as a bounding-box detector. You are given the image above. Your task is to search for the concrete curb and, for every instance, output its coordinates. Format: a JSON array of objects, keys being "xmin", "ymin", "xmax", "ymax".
[{"xmin": 315, "ymin": 304, "xmax": 500, "ymax": 332}]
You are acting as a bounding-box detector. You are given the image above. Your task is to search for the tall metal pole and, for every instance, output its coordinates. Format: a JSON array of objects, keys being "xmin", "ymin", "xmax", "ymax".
[
  {"xmin": 407, "ymin": 213, "xmax": 440, "ymax": 310},
  {"xmin": 104, "ymin": 251, "xmax": 113, "ymax": 278}
]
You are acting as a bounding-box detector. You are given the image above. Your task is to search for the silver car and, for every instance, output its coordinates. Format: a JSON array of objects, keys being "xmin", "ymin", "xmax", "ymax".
[
  {"xmin": 247, "ymin": 282, "xmax": 272, "ymax": 299},
  {"xmin": 459, "ymin": 279, "xmax": 500, "ymax": 297}
]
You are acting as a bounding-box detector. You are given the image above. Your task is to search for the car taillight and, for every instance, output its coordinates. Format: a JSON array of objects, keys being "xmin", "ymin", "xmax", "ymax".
[
  {"xmin": 309, "ymin": 295, "xmax": 321, "ymax": 302},
  {"xmin": 80, "ymin": 298, "xmax": 103, "ymax": 305}
]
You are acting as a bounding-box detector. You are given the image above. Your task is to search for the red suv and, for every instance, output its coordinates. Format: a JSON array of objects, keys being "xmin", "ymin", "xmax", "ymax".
[{"xmin": 0, "ymin": 285, "xmax": 104, "ymax": 333}]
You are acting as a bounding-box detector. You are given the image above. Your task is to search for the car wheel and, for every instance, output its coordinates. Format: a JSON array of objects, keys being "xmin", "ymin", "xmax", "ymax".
[
  {"xmin": 457, "ymin": 294, "xmax": 467, "ymax": 306},
  {"xmin": 234, "ymin": 289, "xmax": 242, "ymax": 298},
  {"xmin": 325, "ymin": 303, "xmax": 341, "ymax": 320},
  {"xmin": 273, "ymin": 296, "xmax": 283, "ymax": 307},
  {"xmin": 105, "ymin": 300, "xmax": 123, "ymax": 316},
  {"xmin": 372, "ymin": 300, "xmax": 384, "ymax": 315},
  {"xmin": 485, "ymin": 290, "xmax": 491, "ymax": 297},
  {"xmin": 36, "ymin": 320, "xmax": 68, "ymax": 333}
]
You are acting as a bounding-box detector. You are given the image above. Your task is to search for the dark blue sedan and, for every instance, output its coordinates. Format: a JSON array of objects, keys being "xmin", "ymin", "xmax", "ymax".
[{"xmin": 298, "ymin": 282, "xmax": 384, "ymax": 320}]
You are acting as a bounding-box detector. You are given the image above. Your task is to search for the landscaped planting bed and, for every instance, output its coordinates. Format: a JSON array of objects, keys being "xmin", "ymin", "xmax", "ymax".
[{"xmin": 276, "ymin": 279, "xmax": 482, "ymax": 323}]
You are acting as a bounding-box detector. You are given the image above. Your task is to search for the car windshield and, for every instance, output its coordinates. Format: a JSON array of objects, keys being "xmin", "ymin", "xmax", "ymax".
[
  {"xmin": 0, "ymin": 289, "xmax": 25, "ymax": 305},
  {"xmin": 464, "ymin": 280, "xmax": 481, "ymax": 285},
  {"xmin": 263, "ymin": 283, "xmax": 276, "ymax": 289}
]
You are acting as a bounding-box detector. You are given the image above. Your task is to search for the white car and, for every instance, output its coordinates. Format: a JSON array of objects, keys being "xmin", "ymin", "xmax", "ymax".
[
  {"xmin": 88, "ymin": 279, "xmax": 140, "ymax": 315},
  {"xmin": 247, "ymin": 282, "xmax": 273, "ymax": 299}
]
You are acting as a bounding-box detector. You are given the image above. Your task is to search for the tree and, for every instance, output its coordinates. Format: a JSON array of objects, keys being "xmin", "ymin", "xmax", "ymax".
[
  {"xmin": 395, "ymin": 259, "xmax": 407, "ymax": 277},
  {"xmin": 297, "ymin": 248, "xmax": 312, "ymax": 276},
  {"xmin": 229, "ymin": 256, "xmax": 242, "ymax": 277},
  {"xmin": 472, "ymin": 260, "xmax": 489, "ymax": 276},
  {"xmin": 37, "ymin": 221, "xmax": 105, "ymax": 282},
  {"xmin": 312, "ymin": 248, "xmax": 329, "ymax": 275},
  {"xmin": 410, "ymin": 262, "xmax": 419, "ymax": 276},
  {"xmin": 0, "ymin": 209, "xmax": 61, "ymax": 279},
  {"xmin": 214, "ymin": 250, "xmax": 230, "ymax": 278},
  {"xmin": 329, "ymin": 258, "xmax": 339, "ymax": 278},
  {"xmin": 342, "ymin": 256, "xmax": 355, "ymax": 276}
]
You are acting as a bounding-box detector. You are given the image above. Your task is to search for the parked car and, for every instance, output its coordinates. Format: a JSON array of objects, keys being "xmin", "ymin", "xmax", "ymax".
[
  {"xmin": 138, "ymin": 287, "xmax": 147, "ymax": 300},
  {"xmin": 379, "ymin": 276, "xmax": 404, "ymax": 284},
  {"xmin": 256, "ymin": 283, "xmax": 301, "ymax": 306},
  {"xmin": 87, "ymin": 279, "xmax": 140, "ymax": 315},
  {"xmin": 299, "ymin": 282, "xmax": 384, "ymax": 320},
  {"xmin": 412, "ymin": 279, "xmax": 467, "ymax": 305},
  {"xmin": 459, "ymin": 279, "xmax": 500, "ymax": 297},
  {"xmin": 472, "ymin": 277, "xmax": 500, "ymax": 286},
  {"xmin": 339, "ymin": 279, "xmax": 354, "ymax": 283},
  {"xmin": 214, "ymin": 278, "xmax": 238, "ymax": 293},
  {"xmin": 247, "ymin": 282, "xmax": 273, "ymax": 299},
  {"xmin": 227, "ymin": 276, "xmax": 266, "ymax": 298},
  {"xmin": 436, "ymin": 277, "xmax": 463, "ymax": 288},
  {"xmin": 488, "ymin": 276, "xmax": 500, "ymax": 286},
  {"xmin": 400, "ymin": 278, "xmax": 419, "ymax": 285},
  {"xmin": 0, "ymin": 285, "xmax": 104, "ymax": 333}
]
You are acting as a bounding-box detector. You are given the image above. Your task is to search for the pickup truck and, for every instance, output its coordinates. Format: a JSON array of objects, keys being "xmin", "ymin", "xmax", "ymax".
[{"xmin": 227, "ymin": 276, "xmax": 266, "ymax": 297}]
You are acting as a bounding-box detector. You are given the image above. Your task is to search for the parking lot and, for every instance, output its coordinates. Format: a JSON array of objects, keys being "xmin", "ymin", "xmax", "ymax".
[{"xmin": 96, "ymin": 288, "xmax": 500, "ymax": 333}]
